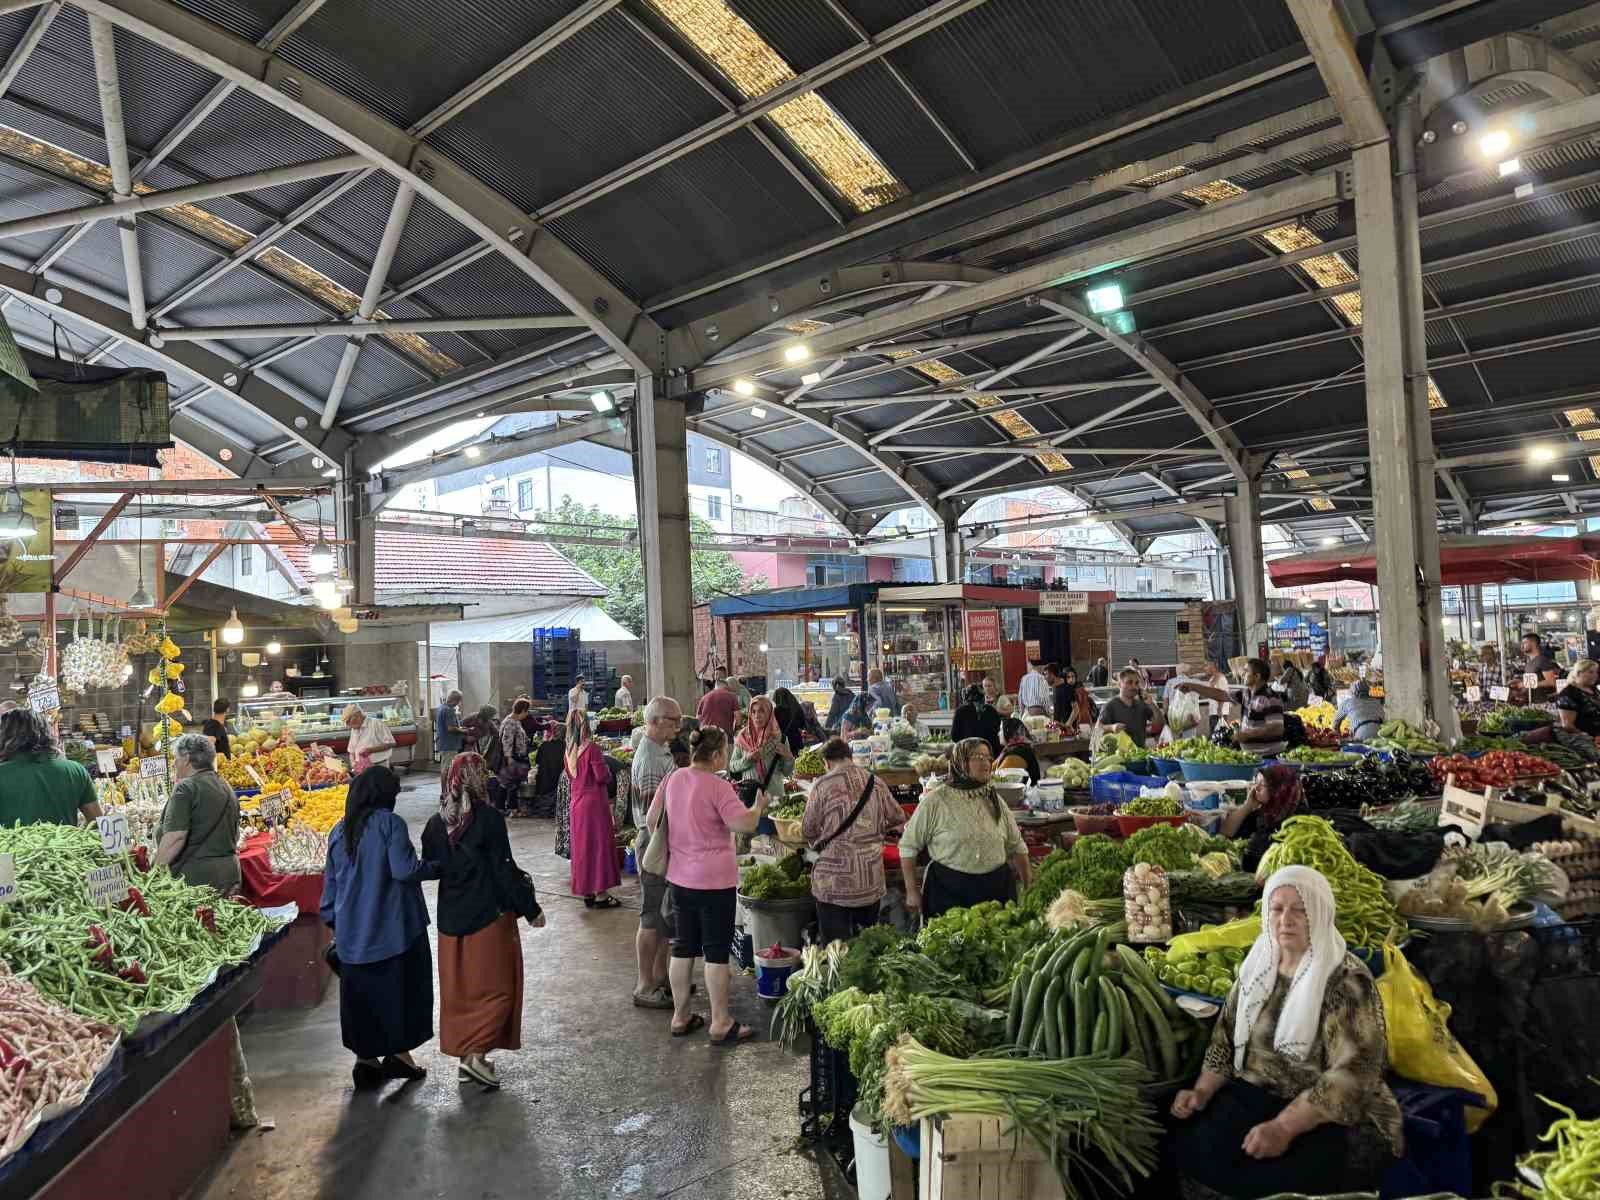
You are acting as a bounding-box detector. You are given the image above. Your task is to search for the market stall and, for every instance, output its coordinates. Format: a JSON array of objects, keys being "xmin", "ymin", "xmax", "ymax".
[{"xmin": 703, "ymin": 583, "xmax": 876, "ymax": 699}]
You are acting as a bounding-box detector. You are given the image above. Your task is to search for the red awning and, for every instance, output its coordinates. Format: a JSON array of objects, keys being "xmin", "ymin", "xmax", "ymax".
[{"xmin": 1267, "ymin": 534, "xmax": 1600, "ymax": 588}]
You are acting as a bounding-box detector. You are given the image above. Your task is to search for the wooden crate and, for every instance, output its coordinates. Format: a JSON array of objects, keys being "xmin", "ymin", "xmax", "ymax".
[{"xmin": 919, "ymin": 1115, "xmax": 1065, "ymax": 1200}]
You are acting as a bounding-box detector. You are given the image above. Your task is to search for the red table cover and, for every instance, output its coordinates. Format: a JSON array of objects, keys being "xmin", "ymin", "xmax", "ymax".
[{"xmin": 238, "ymin": 830, "xmax": 324, "ymax": 913}]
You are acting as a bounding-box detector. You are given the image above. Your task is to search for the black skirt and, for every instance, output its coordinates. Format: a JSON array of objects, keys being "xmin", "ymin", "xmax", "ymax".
[
  {"xmin": 922, "ymin": 861, "xmax": 1014, "ymax": 920},
  {"xmin": 339, "ymin": 933, "xmax": 434, "ymax": 1059}
]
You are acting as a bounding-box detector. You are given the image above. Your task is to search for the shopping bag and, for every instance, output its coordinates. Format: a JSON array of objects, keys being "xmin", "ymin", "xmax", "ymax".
[
  {"xmin": 1375, "ymin": 943, "xmax": 1497, "ymax": 1132},
  {"xmin": 1166, "ymin": 914, "xmax": 1260, "ymax": 962},
  {"xmin": 1168, "ymin": 686, "xmax": 1203, "ymax": 736}
]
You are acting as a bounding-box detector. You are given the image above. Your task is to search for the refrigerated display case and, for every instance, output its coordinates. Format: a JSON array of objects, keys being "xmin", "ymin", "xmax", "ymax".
[{"xmin": 230, "ymin": 691, "xmax": 418, "ymax": 766}]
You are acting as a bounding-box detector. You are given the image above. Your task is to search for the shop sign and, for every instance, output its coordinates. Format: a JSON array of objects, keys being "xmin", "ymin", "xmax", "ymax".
[
  {"xmin": 963, "ymin": 609, "xmax": 1002, "ymax": 654},
  {"xmin": 1489, "ymin": 685, "xmax": 1510, "ymax": 702},
  {"xmin": 139, "ymin": 754, "xmax": 168, "ymax": 778},
  {"xmin": 27, "ymin": 681, "xmax": 59, "ymax": 714},
  {"xmin": 1465, "ymin": 685, "xmax": 1482, "ymax": 704},
  {"xmin": 1038, "ymin": 591, "xmax": 1089, "ymax": 615},
  {"xmin": 96, "ymin": 811, "xmax": 131, "ymax": 857},
  {"xmin": 0, "ymin": 854, "xmax": 14, "ymax": 905},
  {"xmin": 84, "ymin": 863, "xmax": 127, "ymax": 908},
  {"xmin": 1439, "ymin": 784, "xmax": 1488, "ymax": 840}
]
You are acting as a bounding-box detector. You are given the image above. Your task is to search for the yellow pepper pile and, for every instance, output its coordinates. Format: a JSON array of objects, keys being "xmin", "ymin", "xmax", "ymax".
[
  {"xmin": 237, "ymin": 781, "xmax": 347, "ymax": 835},
  {"xmin": 1295, "ymin": 701, "xmax": 1337, "ymax": 730}
]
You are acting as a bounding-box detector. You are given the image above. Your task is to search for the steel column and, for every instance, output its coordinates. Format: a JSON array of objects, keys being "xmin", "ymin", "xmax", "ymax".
[
  {"xmin": 87, "ymin": 14, "xmax": 146, "ymax": 330},
  {"xmin": 633, "ymin": 375, "xmax": 697, "ymax": 704},
  {"xmin": 1223, "ymin": 471, "xmax": 1266, "ymax": 651}
]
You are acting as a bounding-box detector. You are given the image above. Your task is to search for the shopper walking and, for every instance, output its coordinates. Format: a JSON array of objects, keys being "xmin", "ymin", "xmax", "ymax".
[
  {"xmin": 1087, "ymin": 657, "xmax": 1110, "ymax": 687},
  {"xmin": 566, "ymin": 708, "xmax": 622, "ymax": 908},
  {"xmin": 497, "ymin": 699, "xmax": 532, "ymax": 815},
  {"xmin": 803, "ymin": 738, "xmax": 906, "ymax": 943},
  {"xmin": 696, "ymin": 677, "xmax": 739, "ymax": 736},
  {"xmin": 771, "ymin": 686, "xmax": 807, "ymax": 755},
  {"xmin": 535, "ymin": 725, "xmax": 566, "ymax": 823},
  {"xmin": 630, "ymin": 697, "xmax": 683, "ymax": 1008},
  {"xmin": 422, "ymin": 753, "xmax": 543, "ymax": 1090},
  {"xmin": 950, "ymin": 684, "xmax": 1002, "ymax": 756},
  {"xmin": 568, "ymin": 675, "xmax": 589, "ymax": 717},
  {"xmin": 822, "ymin": 676, "xmax": 853, "ymax": 732},
  {"xmin": 866, "ymin": 667, "xmax": 900, "ymax": 717},
  {"xmin": 435, "ymin": 690, "xmax": 464, "ymax": 784},
  {"xmin": 650, "ymin": 727, "xmax": 769, "ymax": 1043},
  {"xmin": 0, "ymin": 708, "xmax": 102, "ymax": 826},
  {"xmin": 155, "ymin": 732, "xmax": 241, "ymax": 895},
  {"xmin": 319, "ymin": 766, "xmax": 439, "ymax": 1089},
  {"xmin": 343, "ymin": 704, "xmax": 395, "ymax": 774}
]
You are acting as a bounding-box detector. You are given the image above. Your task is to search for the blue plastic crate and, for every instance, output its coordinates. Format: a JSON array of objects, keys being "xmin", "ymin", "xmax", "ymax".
[{"xmin": 1089, "ymin": 770, "xmax": 1167, "ymax": 805}]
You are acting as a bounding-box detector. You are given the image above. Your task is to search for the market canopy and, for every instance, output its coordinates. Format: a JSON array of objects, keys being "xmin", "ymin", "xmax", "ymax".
[
  {"xmin": 1267, "ymin": 535, "xmax": 1600, "ymax": 589},
  {"xmin": 427, "ymin": 600, "xmax": 636, "ymax": 648}
]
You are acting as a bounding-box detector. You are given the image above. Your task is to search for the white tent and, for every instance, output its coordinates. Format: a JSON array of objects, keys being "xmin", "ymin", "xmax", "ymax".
[{"xmin": 427, "ymin": 599, "xmax": 637, "ymax": 647}]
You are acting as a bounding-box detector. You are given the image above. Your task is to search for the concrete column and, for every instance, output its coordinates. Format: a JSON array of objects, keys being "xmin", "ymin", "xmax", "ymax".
[
  {"xmin": 932, "ymin": 520, "xmax": 963, "ymax": 583},
  {"xmin": 337, "ymin": 453, "xmax": 375, "ymax": 605},
  {"xmin": 1351, "ymin": 97, "xmax": 1454, "ymax": 733},
  {"xmin": 633, "ymin": 375, "xmax": 697, "ymax": 705},
  {"xmin": 1223, "ymin": 474, "xmax": 1266, "ymax": 653}
]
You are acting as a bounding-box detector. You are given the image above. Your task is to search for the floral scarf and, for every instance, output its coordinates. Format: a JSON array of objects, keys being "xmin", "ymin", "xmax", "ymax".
[
  {"xmin": 440, "ymin": 752, "xmax": 488, "ymax": 845},
  {"xmin": 736, "ymin": 696, "xmax": 779, "ymax": 754}
]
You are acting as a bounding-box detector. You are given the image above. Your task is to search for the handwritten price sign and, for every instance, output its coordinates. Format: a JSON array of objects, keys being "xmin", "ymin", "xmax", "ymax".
[{"xmin": 97, "ymin": 811, "xmax": 132, "ymax": 857}]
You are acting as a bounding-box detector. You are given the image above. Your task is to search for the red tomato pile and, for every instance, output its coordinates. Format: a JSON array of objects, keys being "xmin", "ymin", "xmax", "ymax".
[{"xmin": 1427, "ymin": 751, "xmax": 1559, "ymax": 789}]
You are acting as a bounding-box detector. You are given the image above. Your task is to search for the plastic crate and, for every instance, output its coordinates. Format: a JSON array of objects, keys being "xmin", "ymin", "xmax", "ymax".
[
  {"xmin": 1089, "ymin": 770, "xmax": 1166, "ymax": 805},
  {"xmin": 799, "ymin": 1027, "xmax": 858, "ymax": 1142}
]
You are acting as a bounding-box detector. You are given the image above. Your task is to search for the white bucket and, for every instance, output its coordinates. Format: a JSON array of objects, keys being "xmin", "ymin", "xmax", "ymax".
[{"xmin": 849, "ymin": 1106, "xmax": 891, "ymax": 1200}]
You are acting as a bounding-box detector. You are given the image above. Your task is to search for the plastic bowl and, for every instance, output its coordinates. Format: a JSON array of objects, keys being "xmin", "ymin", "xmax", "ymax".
[
  {"xmin": 1115, "ymin": 813, "xmax": 1188, "ymax": 838},
  {"xmin": 1069, "ymin": 805, "xmax": 1119, "ymax": 835},
  {"xmin": 1179, "ymin": 760, "xmax": 1260, "ymax": 783}
]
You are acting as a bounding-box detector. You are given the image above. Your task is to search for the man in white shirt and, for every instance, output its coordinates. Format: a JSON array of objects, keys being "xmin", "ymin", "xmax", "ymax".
[
  {"xmin": 614, "ymin": 675, "xmax": 635, "ymax": 711},
  {"xmin": 568, "ymin": 676, "xmax": 589, "ymax": 716},
  {"xmin": 1018, "ymin": 660, "xmax": 1052, "ymax": 715}
]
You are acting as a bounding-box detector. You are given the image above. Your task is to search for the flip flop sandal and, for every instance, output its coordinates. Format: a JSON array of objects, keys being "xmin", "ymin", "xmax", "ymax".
[
  {"xmin": 709, "ymin": 1024, "xmax": 756, "ymax": 1046},
  {"xmin": 670, "ymin": 1014, "xmax": 706, "ymax": 1037},
  {"xmin": 586, "ymin": 895, "xmax": 622, "ymax": 910}
]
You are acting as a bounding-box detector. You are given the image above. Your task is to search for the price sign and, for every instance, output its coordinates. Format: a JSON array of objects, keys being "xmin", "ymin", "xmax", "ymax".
[
  {"xmin": 1466, "ymin": 685, "xmax": 1482, "ymax": 704},
  {"xmin": 95, "ymin": 748, "xmax": 119, "ymax": 775},
  {"xmin": 139, "ymin": 755, "xmax": 168, "ymax": 778},
  {"xmin": 1439, "ymin": 783, "xmax": 1489, "ymax": 840},
  {"xmin": 96, "ymin": 811, "xmax": 131, "ymax": 857},
  {"xmin": 1490, "ymin": 685, "xmax": 1511, "ymax": 702},
  {"xmin": 0, "ymin": 854, "xmax": 15, "ymax": 905},
  {"xmin": 263, "ymin": 788, "xmax": 292, "ymax": 826},
  {"xmin": 1524, "ymin": 672, "xmax": 1539, "ymax": 690},
  {"xmin": 84, "ymin": 863, "xmax": 127, "ymax": 908},
  {"xmin": 1335, "ymin": 689, "xmax": 1351, "ymax": 706},
  {"xmin": 27, "ymin": 682, "xmax": 59, "ymax": 713}
]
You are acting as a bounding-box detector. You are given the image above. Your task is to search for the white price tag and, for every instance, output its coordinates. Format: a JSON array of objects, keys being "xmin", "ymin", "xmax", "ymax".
[
  {"xmin": 139, "ymin": 755, "xmax": 168, "ymax": 778},
  {"xmin": 28, "ymin": 683, "xmax": 59, "ymax": 713},
  {"xmin": 84, "ymin": 863, "xmax": 127, "ymax": 908},
  {"xmin": 0, "ymin": 854, "xmax": 15, "ymax": 905},
  {"xmin": 1524, "ymin": 672, "xmax": 1539, "ymax": 690},
  {"xmin": 97, "ymin": 811, "xmax": 131, "ymax": 857},
  {"xmin": 95, "ymin": 748, "xmax": 119, "ymax": 774},
  {"xmin": 1439, "ymin": 784, "xmax": 1489, "ymax": 841},
  {"xmin": 263, "ymin": 788, "xmax": 293, "ymax": 825},
  {"xmin": 1466, "ymin": 685, "xmax": 1482, "ymax": 703},
  {"xmin": 1490, "ymin": 685, "xmax": 1511, "ymax": 702},
  {"xmin": 1335, "ymin": 689, "xmax": 1351, "ymax": 706}
]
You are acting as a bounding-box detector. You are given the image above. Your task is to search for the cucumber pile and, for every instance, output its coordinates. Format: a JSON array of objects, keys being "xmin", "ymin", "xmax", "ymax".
[{"xmin": 1004, "ymin": 925, "xmax": 1201, "ymax": 1080}]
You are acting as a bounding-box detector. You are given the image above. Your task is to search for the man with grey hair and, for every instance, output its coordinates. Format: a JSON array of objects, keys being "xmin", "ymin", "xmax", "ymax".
[
  {"xmin": 614, "ymin": 674, "xmax": 635, "ymax": 711},
  {"xmin": 154, "ymin": 732, "xmax": 242, "ymax": 894},
  {"xmin": 0, "ymin": 707, "xmax": 101, "ymax": 826},
  {"xmin": 435, "ymin": 689, "xmax": 464, "ymax": 783},
  {"xmin": 631, "ymin": 695, "xmax": 682, "ymax": 1008}
]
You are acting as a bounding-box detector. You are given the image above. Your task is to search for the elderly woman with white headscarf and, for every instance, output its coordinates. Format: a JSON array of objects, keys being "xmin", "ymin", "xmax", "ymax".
[{"xmin": 1171, "ymin": 866, "xmax": 1402, "ymax": 1200}]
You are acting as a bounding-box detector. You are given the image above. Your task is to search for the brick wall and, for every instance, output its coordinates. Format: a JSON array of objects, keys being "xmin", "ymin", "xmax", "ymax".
[
  {"xmin": 1176, "ymin": 600, "xmax": 1209, "ymax": 671},
  {"xmin": 1068, "ymin": 604, "xmax": 1108, "ymax": 674}
]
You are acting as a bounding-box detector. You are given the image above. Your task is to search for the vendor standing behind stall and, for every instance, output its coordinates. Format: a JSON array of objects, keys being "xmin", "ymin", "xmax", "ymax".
[
  {"xmin": 1522, "ymin": 632, "xmax": 1561, "ymax": 691},
  {"xmin": 1183, "ymin": 659, "xmax": 1283, "ymax": 758},
  {"xmin": 1553, "ymin": 659, "xmax": 1600, "ymax": 762},
  {"xmin": 0, "ymin": 708, "xmax": 102, "ymax": 826},
  {"xmin": 1334, "ymin": 682, "xmax": 1385, "ymax": 745},
  {"xmin": 950, "ymin": 685, "xmax": 1002, "ymax": 755},
  {"xmin": 1099, "ymin": 669, "xmax": 1164, "ymax": 748},
  {"xmin": 155, "ymin": 733, "xmax": 241, "ymax": 894},
  {"xmin": 898, "ymin": 737, "xmax": 1031, "ymax": 918}
]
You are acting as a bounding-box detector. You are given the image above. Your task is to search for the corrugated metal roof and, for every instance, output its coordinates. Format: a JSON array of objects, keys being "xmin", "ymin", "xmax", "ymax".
[
  {"xmin": 819, "ymin": 61, "xmax": 967, "ymax": 192},
  {"xmin": 727, "ymin": 0, "xmax": 858, "ymax": 72}
]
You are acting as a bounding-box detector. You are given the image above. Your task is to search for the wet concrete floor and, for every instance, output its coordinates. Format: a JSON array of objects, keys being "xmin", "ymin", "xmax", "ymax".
[{"xmin": 195, "ymin": 776, "xmax": 842, "ymax": 1200}]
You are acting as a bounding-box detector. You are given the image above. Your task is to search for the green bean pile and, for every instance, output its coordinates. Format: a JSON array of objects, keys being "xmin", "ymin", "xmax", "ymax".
[
  {"xmin": 1255, "ymin": 816, "xmax": 1405, "ymax": 949},
  {"xmin": 0, "ymin": 824, "xmax": 277, "ymax": 1031}
]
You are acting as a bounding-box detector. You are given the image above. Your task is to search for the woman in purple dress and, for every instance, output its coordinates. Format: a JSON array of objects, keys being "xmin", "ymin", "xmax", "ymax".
[{"xmin": 564, "ymin": 709, "xmax": 621, "ymax": 909}]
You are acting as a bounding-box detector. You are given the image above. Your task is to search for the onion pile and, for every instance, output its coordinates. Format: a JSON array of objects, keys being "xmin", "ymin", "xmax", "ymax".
[{"xmin": 1124, "ymin": 862, "xmax": 1172, "ymax": 944}]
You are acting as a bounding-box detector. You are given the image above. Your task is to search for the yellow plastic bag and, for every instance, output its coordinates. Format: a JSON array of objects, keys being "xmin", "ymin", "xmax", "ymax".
[
  {"xmin": 1168, "ymin": 915, "xmax": 1261, "ymax": 962},
  {"xmin": 1376, "ymin": 943, "xmax": 1497, "ymax": 1131}
]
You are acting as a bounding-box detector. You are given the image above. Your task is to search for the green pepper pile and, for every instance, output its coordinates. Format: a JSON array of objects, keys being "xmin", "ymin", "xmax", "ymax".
[{"xmin": 0, "ymin": 824, "xmax": 278, "ymax": 1031}]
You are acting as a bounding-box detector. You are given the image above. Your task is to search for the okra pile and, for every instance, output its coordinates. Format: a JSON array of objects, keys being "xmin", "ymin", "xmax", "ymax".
[{"xmin": 0, "ymin": 824, "xmax": 278, "ymax": 1031}]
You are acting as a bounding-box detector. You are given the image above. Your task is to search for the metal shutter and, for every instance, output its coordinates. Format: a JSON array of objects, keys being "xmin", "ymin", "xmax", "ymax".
[{"xmin": 1107, "ymin": 602, "xmax": 1184, "ymax": 665}]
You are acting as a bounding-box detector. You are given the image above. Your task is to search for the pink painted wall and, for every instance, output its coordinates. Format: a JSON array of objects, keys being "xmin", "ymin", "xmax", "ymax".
[
  {"xmin": 731, "ymin": 552, "xmax": 808, "ymax": 588},
  {"xmin": 866, "ymin": 556, "xmax": 895, "ymax": 582}
]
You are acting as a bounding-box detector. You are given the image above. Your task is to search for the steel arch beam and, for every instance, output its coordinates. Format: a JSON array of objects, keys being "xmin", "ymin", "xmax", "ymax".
[
  {"xmin": 65, "ymin": 0, "xmax": 664, "ymax": 370},
  {"xmin": 0, "ymin": 260, "xmax": 351, "ymax": 461}
]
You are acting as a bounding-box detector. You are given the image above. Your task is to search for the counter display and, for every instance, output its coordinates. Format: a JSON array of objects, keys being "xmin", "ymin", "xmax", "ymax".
[
  {"xmin": 873, "ymin": 605, "xmax": 950, "ymax": 715},
  {"xmin": 230, "ymin": 692, "xmax": 417, "ymax": 764}
]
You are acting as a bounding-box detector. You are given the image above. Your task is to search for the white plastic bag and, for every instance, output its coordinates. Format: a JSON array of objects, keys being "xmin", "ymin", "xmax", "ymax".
[{"xmin": 1167, "ymin": 686, "xmax": 1202, "ymax": 736}]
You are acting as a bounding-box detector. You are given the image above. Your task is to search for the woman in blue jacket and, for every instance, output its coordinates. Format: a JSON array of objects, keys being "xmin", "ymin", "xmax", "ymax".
[{"xmin": 320, "ymin": 766, "xmax": 441, "ymax": 1088}]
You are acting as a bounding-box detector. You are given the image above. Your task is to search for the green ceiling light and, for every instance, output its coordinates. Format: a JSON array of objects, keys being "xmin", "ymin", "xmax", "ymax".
[
  {"xmin": 1104, "ymin": 311, "xmax": 1138, "ymax": 336},
  {"xmin": 1086, "ymin": 281, "xmax": 1124, "ymax": 315}
]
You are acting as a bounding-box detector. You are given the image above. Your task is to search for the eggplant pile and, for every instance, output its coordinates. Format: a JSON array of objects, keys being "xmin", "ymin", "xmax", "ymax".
[{"xmin": 1300, "ymin": 753, "xmax": 1438, "ymax": 811}]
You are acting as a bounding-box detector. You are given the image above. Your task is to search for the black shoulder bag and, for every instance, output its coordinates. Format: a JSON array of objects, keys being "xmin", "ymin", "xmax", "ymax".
[
  {"xmin": 736, "ymin": 752, "xmax": 777, "ymax": 809},
  {"xmin": 805, "ymin": 771, "xmax": 878, "ymax": 864}
]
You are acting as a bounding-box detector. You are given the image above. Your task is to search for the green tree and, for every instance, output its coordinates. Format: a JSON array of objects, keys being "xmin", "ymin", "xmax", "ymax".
[{"xmin": 541, "ymin": 496, "xmax": 763, "ymax": 637}]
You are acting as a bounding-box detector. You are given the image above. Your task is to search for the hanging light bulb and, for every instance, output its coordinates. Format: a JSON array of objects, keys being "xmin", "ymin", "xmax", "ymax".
[
  {"xmin": 308, "ymin": 531, "xmax": 335, "ymax": 575},
  {"xmin": 0, "ymin": 488, "xmax": 36, "ymax": 539},
  {"xmin": 313, "ymin": 576, "xmax": 339, "ymax": 608},
  {"xmin": 320, "ymin": 649, "xmax": 330, "ymax": 666},
  {"xmin": 240, "ymin": 676, "xmax": 259, "ymax": 698},
  {"xmin": 336, "ymin": 576, "xmax": 355, "ymax": 593},
  {"xmin": 222, "ymin": 607, "xmax": 244, "ymax": 644},
  {"xmin": 265, "ymin": 640, "xmax": 282, "ymax": 656},
  {"xmin": 126, "ymin": 583, "xmax": 153, "ymax": 609}
]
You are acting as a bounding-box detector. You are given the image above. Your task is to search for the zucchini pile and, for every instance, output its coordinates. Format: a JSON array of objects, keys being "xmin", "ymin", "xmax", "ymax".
[{"xmin": 1004, "ymin": 924, "xmax": 1202, "ymax": 1081}]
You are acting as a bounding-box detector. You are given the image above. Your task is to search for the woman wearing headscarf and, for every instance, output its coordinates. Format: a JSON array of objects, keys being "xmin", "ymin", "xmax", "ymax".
[
  {"xmin": 898, "ymin": 737, "xmax": 1031, "ymax": 918},
  {"xmin": 799, "ymin": 701, "xmax": 827, "ymax": 744},
  {"xmin": 729, "ymin": 695, "xmax": 794, "ymax": 815},
  {"xmin": 565, "ymin": 709, "xmax": 622, "ymax": 909},
  {"xmin": 949, "ymin": 684, "xmax": 1002, "ymax": 755},
  {"xmin": 497, "ymin": 699, "xmax": 533, "ymax": 815},
  {"xmin": 1055, "ymin": 666, "xmax": 1098, "ymax": 727},
  {"xmin": 822, "ymin": 676, "xmax": 854, "ymax": 733},
  {"xmin": 1222, "ymin": 764, "xmax": 1309, "ymax": 874},
  {"xmin": 1171, "ymin": 867, "xmax": 1401, "ymax": 1200},
  {"xmin": 996, "ymin": 716, "xmax": 1041, "ymax": 784},
  {"xmin": 422, "ymin": 753, "xmax": 544, "ymax": 1090},
  {"xmin": 840, "ymin": 691, "xmax": 875, "ymax": 740},
  {"xmin": 319, "ymin": 766, "xmax": 439, "ymax": 1088},
  {"xmin": 770, "ymin": 687, "xmax": 806, "ymax": 755}
]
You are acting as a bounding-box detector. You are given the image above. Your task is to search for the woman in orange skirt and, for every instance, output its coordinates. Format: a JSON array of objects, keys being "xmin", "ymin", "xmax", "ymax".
[{"xmin": 422, "ymin": 753, "xmax": 544, "ymax": 1089}]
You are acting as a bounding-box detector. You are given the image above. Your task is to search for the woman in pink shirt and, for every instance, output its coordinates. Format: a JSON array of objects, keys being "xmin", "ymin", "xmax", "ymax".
[{"xmin": 646, "ymin": 725, "xmax": 768, "ymax": 1043}]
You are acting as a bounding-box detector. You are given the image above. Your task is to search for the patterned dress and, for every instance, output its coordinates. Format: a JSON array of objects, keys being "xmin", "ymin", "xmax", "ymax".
[
  {"xmin": 800, "ymin": 765, "xmax": 906, "ymax": 907},
  {"xmin": 1180, "ymin": 954, "xmax": 1403, "ymax": 1200}
]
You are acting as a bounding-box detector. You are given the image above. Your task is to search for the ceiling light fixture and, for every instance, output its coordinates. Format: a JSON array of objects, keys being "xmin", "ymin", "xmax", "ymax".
[
  {"xmin": 464, "ymin": 445, "xmax": 482, "ymax": 460},
  {"xmin": 1478, "ymin": 129, "xmax": 1512, "ymax": 159},
  {"xmin": 1546, "ymin": 609, "xmax": 1559, "ymax": 620},
  {"xmin": 308, "ymin": 529, "xmax": 336, "ymax": 575},
  {"xmin": 222, "ymin": 607, "xmax": 244, "ymax": 645},
  {"xmin": 1086, "ymin": 282, "xmax": 1124, "ymax": 314},
  {"xmin": 240, "ymin": 676, "xmax": 259, "ymax": 698},
  {"xmin": 590, "ymin": 390, "xmax": 614, "ymax": 413},
  {"xmin": 1498, "ymin": 157, "xmax": 1521, "ymax": 177},
  {"xmin": 800, "ymin": 371, "xmax": 822, "ymax": 386},
  {"xmin": 732, "ymin": 378, "xmax": 756, "ymax": 397},
  {"xmin": 783, "ymin": 343, "xmax": 811, "ymax": 364},
  {"xmin": 1321, "ymin": 536, "xmax": 1338, "ymax": 546},
  {"xmin": 749, "ymin": 406, "xmax": 767, "ymax": 419},
  {"xmin": 265, "ymin": 640, "xmax": 282, "ymax": 655},
  {"xmin": 0, "ymin": 451, "xmax": 36, "ymax": 541},
  {"xmin": 1552, "ymin": 473, "xmax": 1571, "ymax": 482}
]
